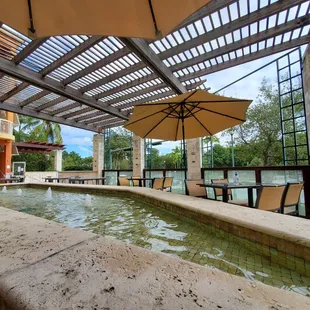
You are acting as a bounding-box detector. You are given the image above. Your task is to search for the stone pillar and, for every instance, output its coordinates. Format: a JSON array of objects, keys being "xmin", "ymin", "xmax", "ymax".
[
  {"xmin": 93, "ymin": 134, "xmax": 104, "ymax": 177},
  {"xmin": 303, "ymin": 45, "xmax": 310, "ymax": 149},
  {"xmin": 186, "ymin": 138, "xmax": 202, "ymax": 179},
  {"xmin": 54, "ymin": 150, "xmax": 62, "ymax": 172},
  {"xmin": 132, "ymin": 134, "xmax": 145, "ymax": 177}
]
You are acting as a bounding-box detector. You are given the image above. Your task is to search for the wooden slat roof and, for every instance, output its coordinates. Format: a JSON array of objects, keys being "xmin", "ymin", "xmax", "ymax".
[{"xmin": 0, "ymin": 0, "xmax": 309, "ymax": 132}]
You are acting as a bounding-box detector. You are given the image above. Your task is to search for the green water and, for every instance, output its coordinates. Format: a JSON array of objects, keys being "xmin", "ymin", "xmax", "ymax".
[{"xmin": 1, "ymin": 187, "xmax": 310, "ymax": 296}]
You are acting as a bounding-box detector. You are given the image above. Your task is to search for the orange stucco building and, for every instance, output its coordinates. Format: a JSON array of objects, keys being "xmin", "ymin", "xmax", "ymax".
[{"xmin": 0, "ymin": 111, "xmax": 16, "ymax": 178}]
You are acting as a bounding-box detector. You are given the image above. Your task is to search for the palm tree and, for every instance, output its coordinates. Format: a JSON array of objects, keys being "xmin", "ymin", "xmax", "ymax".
[{"xmin": 17, "ymin": 116, "xmax": 63, "ymax": 143}]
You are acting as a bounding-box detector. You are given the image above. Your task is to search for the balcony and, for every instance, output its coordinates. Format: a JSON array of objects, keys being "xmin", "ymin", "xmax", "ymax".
[{"xmin": 0, "ymin": 119, "xmax": 14, "ymax": 141}]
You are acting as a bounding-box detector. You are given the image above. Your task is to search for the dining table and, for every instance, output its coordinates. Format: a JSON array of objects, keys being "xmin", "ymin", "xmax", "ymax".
[
  {"xmin": 127, "ymin": 177, "xmax": 155, "ymax": 187},
  {"xmin": 198, "ymin": 182, "xmax": 261, "ymax": 208}
]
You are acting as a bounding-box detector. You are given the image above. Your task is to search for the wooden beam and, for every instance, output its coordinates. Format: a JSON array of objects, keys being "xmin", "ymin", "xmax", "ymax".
[
  {"xmin": 41, "ymin": 36, "xmax": 104, "ymax": 76},
  {"xmin": 172, "ymin": 16, "xmax": 310, "ymax": 72},
  {"xmin": 0, "ymin": 57, "xmax": 129, "ymax": 120},
  {"xmin": 50, "ymin": 102, "xmax": 81, "ymax": 116},
  {"xmin": 61, "ymin": 107, "xmax": 94, "ymax": 119},
  {"xmin": 0, "ymin": 101, "xmax": 96, "ymax": 132},
  {"xmin": 19, "ymin": 90, "xmax": 49, "ymax": 107},
  {"xmin": 121, "ymin": 38, "xmax": 186, "ymax": 94},
  {"xmin": 118, "ymin": 89, "xmax": 176, "ymax": 110},
  {"xmin": 94, "ymin": 73, "xmax": 158, "ymax": 100},
  {"xmin": 13, "ymin": 38, "xmax": 48, "ymax": 64},
  {"xmin": 79, "ymin": 113, "xmax": 111, "ymax": 124},
  {"xmin": 0, "ymin": 82, "xmax": 29, "ymax": 101},
  {"xmin": 176, "ymin": 0, "xmax": 235, "ymax": 30},
  {"xmin": 74, "ymin": 111, "xmax": 105, "ymax": 122},
  {"xmin": 102, "ymin": 83, "xmax": 166, "ymax": 107},
  {"xmin": 62, "ymin": 47, "xmax": 131, "ymax": 86},
  {"xmin": 179, "ymin": 35, "xmax": 310, "ymax": 82},
  {"xmin": 95, "ymin": 118, "xmax": 126, "ymax": 129},
  {"xmin": 36, "ymin": 96, "xmax": 67, "ymax": 112},
  {"xmin": 79, "ymin": 62, "xmax": 145, "ymax": 93},
  {"xmin": 158, "ymin": 0, "xmax": 307, "ymax": 60}
]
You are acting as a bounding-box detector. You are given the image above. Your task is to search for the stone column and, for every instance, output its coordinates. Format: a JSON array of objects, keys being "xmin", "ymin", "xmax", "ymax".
[
  {"xmin": 303, "ymin": 45, "xmax": 310, "ymax": 149},
  {"xmin": 93, "ymin": 134, "xmax": 104, "ymax": 177},
  {"xmin": 54, "ymin": 150, "xmax": 62, "ymax": 172},
  {"xmin": 132, "ymin": 134, "xmax": 145, "ymax": 177},
  {"xmin": 186, "ymin": 138, "xmax": 202, "ymax": 179}
]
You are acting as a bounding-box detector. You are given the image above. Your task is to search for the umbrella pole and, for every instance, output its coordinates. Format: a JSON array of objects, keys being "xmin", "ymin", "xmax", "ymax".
[{"xmin": 181, "ymin": 103, "xmax": 187, "ymax": 180}]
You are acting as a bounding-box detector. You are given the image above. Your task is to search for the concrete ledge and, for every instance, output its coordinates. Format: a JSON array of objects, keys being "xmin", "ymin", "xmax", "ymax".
[{"xmin": 0, "ymin": 207, "xmax": 309, "ymax": 309}]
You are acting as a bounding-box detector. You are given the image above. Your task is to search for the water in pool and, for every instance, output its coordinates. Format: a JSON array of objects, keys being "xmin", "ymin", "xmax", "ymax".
[{"xmin": 1, "ymin": 187, "xmax": 310, "ymax": 296}]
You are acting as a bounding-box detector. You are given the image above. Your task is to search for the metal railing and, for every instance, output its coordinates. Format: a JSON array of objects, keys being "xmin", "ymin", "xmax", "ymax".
[{"xmin": 0, "ymin": 119, "xmax": 13, "ymax": 136}]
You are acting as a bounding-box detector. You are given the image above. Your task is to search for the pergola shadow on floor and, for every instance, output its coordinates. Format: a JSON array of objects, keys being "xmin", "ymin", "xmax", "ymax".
[{"xmin": 0, "ymin": 0, "xmax": 309, "ymax": 133}]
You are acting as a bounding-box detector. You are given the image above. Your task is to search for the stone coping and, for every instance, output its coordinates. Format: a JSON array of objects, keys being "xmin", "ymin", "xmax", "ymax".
[
  {"xmin": 4, "ymin": 182, "xmax": 310, "ymax": 249},
  {"xmin": 0, "ymin": 207, "xmax": 309, "ymax": 309}
]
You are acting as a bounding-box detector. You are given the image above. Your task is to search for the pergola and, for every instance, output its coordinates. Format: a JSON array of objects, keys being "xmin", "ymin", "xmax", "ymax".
[
  {"xmin": 14, "ymin": 141, "xmax": 65, "ymax": 154},
  {"xmin": 0, "ymin": 0, "xmax": 309, "ymax": 133}
]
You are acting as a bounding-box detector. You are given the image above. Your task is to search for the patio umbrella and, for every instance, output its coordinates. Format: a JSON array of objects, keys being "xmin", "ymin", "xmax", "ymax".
[
  {"xmin": 0, "ymin": 0, "xmax": 209, "ymax": 39},
  {"xmin": 124, "ymin": 90, "xmax": 252, "ymax": 174}
]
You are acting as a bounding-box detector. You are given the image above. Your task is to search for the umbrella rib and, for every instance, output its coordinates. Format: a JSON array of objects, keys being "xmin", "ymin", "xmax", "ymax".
[
  {"xmin": 183, "ymin": 105, "xmax": 213, "ymax": 136},
  {"xmin": 142, "ymin": 104, "xmax": 179, "ymax": 138},
  {"xmin": 134, "ymin": 99, "xmax": 250, "ymax": 107},
  {"xmin": 187, "ymin": 103, "xmax": 246, "ymax": 122}
]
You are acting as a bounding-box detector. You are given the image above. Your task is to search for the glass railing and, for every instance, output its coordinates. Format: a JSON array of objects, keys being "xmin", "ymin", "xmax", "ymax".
[
  {"xmin": 202, "ymin": 166, "xmax": 308, "ymax": 217},
  {"xmin": 0, "ymin": 119, "xmax": 13, "ymax": 136}
]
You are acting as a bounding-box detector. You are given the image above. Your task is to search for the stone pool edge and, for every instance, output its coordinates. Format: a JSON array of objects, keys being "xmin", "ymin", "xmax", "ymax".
[
  {"xmin": 3, "ymin": 182, "xmax": 310, "ymax": 274},
  {"xmin": 0, "ymin": 206, "xmax": 309, "ymax": 310}
]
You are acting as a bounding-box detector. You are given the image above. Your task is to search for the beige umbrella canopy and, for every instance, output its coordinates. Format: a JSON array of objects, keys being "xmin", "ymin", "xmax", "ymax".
[
  {"xmin": 124, "ymin": 90, "xmax": 252, "ymax": 171},
  {"xmin": 0, "ymin": 0, "xmax": 210, "ymax": 39},
  {"xmin": 124, "ymin": 90, "xmax": 252, "ymax": 140}
]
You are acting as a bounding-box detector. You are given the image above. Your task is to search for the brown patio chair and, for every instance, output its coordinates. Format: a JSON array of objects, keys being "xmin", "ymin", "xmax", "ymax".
[
  {"xmin": 185, "ymin": 179, "xmax": 208, "ymax": 198},
  {"xmin": 280, "ymin": 182, "xmax": 304, "ymax": 216},
  {"xmin": 118, "ymin": 177, "xmax": 130, "ymax": 186},
  {"xmin": 211, "ymin": 179, "xmax": 233, "ymax": 200},
  {"xmin": 211, "ymin": 178, "xmax": 248, "ymax": 206},
  {"xmin": 131, "ymin": 177, "xmax": 140, "ymax": 187},
  {"xmin": 163, "ymin": 177, "xmax": 173, "ymax": 192},
  {"xmin": 152, "ymin": 177, "xmax": 165, "ymax": 190},
  {"xmin": 255, "ymin": 185, "xmax": 286, "ymax": 212}
]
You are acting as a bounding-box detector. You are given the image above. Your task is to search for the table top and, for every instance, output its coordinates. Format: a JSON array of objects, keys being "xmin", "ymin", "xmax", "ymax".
[
  {"xmin": 70, "ymin": 177, "xmax": 106, "ymax": 181},
  {"xmin": 198, "ymin": 182, "xmax": 262, "ymax": 189},
  {"xmin": 127, "ymin": 177, "xmax": 155, "ymax": 180},
  {"xmin": 44, "ymin": 177, "xmax": 70, "ymax": 180}
]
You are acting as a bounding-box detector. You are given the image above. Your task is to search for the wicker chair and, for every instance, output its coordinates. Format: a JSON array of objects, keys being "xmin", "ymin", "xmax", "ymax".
[
  {"xmin": 163, "ymin": 177, "xmax": 173, "ymax": 192},
  {"xmin": 118, "ymin": 177, "xmax": 130, "ymax": 186},
  {"xmin": 185, "ymin": 179, "xmax": 207, "ymax": 198},
  {"xmin": 255, "ymin": 185, "xmax": 286, "ymax": 212},
  {"xmin": 152, "ymin": 178, "xmax": 165, "ymax": 190},
  {"xmin": 281, "ymin": 182, "xmax": 304, "ymax": 216}
]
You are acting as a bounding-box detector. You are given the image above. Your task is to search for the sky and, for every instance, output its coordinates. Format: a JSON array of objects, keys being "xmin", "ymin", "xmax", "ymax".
[{"xmin": 61, "ymin": 46, "xmax": 306, "ymax": 157}]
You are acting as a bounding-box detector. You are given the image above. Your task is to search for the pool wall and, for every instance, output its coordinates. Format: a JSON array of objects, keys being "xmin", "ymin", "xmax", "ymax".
[
  {"xmin": 0, "ymin": 203, "xmax": 310, "ymax": 309},
  {"xmin": 3, "ymin": 182, "xmax": 310, "ymax": 276}
]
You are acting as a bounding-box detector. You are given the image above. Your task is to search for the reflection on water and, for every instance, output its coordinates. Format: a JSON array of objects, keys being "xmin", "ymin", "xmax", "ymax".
[{"xmin": 1, "ymin": 188, "xmax": 310, "ymax": 296}]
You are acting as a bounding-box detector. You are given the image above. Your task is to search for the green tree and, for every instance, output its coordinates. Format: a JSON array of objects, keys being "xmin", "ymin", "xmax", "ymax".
[
  {"xmin": 19, "ymin": 116, "xmax": 63, "ymax": 143},
  {"xmin": 227, "ymin": 79, "xmax": 283, "ymax": 166}
]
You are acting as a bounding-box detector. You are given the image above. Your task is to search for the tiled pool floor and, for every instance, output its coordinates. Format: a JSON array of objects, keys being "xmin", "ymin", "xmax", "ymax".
[{"xmin": 1, "ymin": 187, "xmax": 310, "ymax": 296}]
